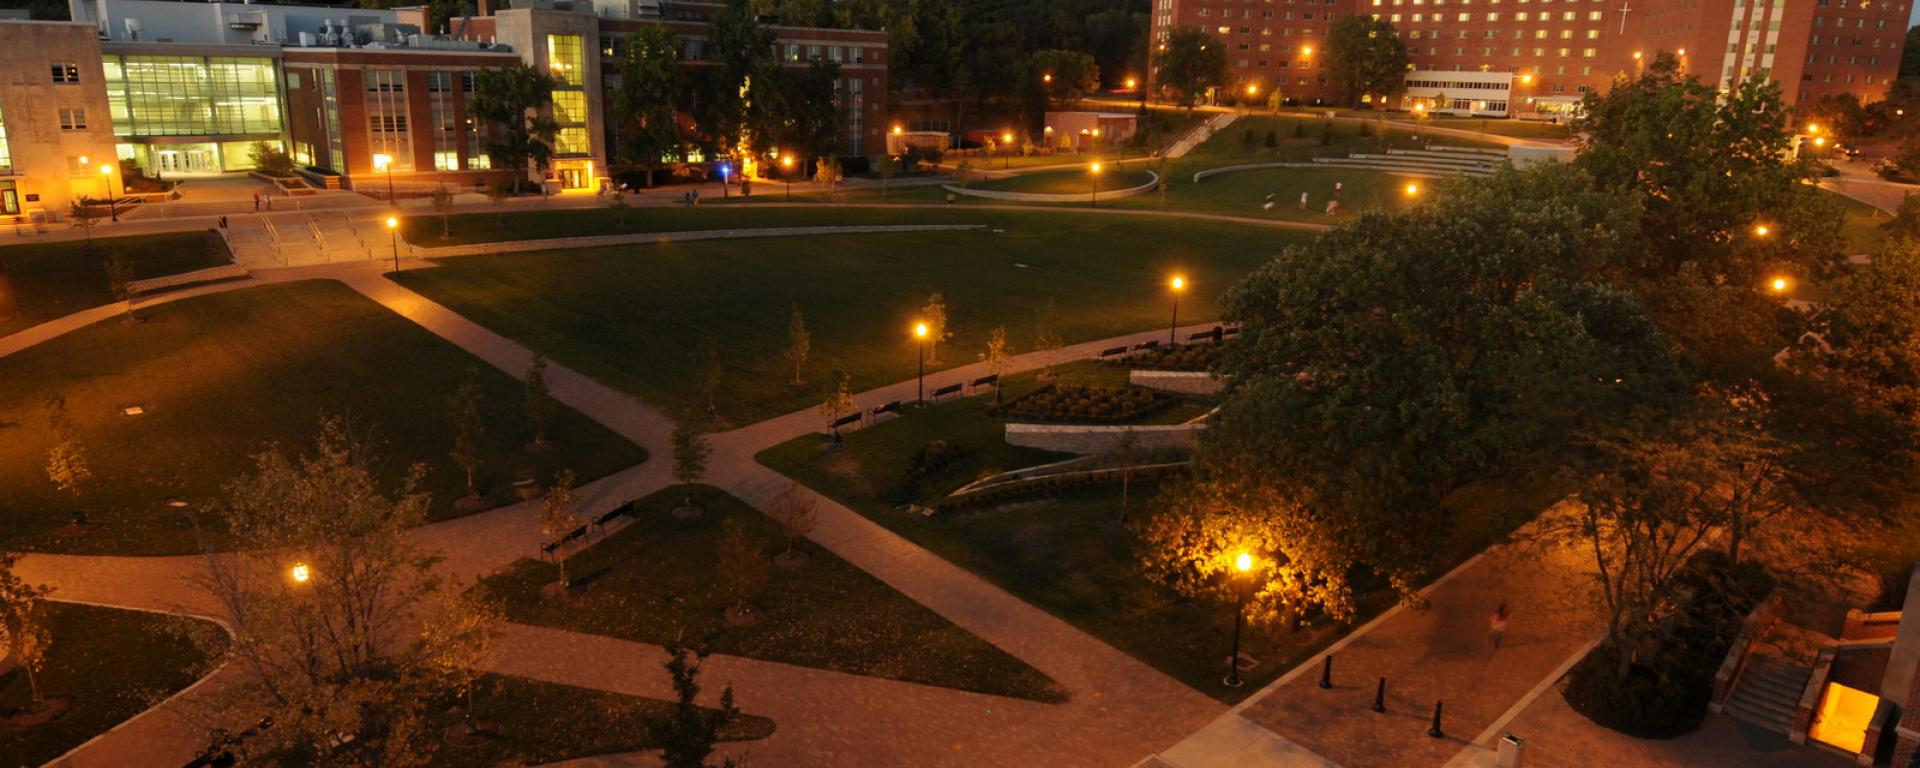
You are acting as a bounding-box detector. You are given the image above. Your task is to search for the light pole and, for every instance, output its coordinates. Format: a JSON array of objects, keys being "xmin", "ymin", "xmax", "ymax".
[
  {"xmin": 385, "ymin": 216, "xmax": 401, "ymax": 273},
  {"xmin": 290, "ymin": 561, "xmax": 312, "ymax": 584},
  {"xmin": 1404, "ymin": 182, "xmax": 1421, "ymax": 200},
  {"xmin": 781, "ymin": 154, "xmax": 794, "ymax": 201},
  {"xmin": 1169, "ymin": 275, "xmax": 1186, "ymax": 346},
  {"xmin": 913, "ymin": 322, "xmax": 930, "ymax": 407},
  {"xmin": 373, "ymin": 153, "xmax": 395, "ymax": 202},
  {"xmin": 1090, "ymin": 161, "xmax": 1103, "ymax": 208},
  {"xmin": 1001, "ymin": 132, "xmax": 1014, "ymax": 169},
  {"xmin": 98, "ymin": 164, "xmax": 118, "ymax": 222},
  {"xmin": 1225, "ymin": 551, "xmax": 1254, "ymax": 687}
]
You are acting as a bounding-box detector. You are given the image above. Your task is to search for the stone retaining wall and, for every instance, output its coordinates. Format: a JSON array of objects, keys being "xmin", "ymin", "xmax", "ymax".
[
  {"xmin": 127, "ymin": 264, "xmax": 250, "ymax": 296},
  {"xmin": 413, "ymin": 224, "xmax": 989, "ymax": 258},
  {"xmin": 1004, "ymin": 422, "xmax": 1203, "ymax": 455},
  {"xmin": 942, "ymin": 171, "xmax": 1159, "ymax": 203},
  {"xmin": 1128, "ymin": 370, "xmax": 1224, "ymax": 395}
]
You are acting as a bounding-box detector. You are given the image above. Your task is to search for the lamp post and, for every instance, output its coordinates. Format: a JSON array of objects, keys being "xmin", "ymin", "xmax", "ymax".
[
  {"xmin": 1001, "ymin": 132, "xmax": 1014, "ymax": 168},
  {"xmin": 1404, "ymin": 182, "xmax": 1421, "ymax": 198},
  {"xmin": 98, "ymin": 164, "xmax": 118, "ymax": 222},
  {"xmin": 913, "ymin": 322, "xmax": 930, "ymax": 407},
  {"xmin": 373, "ymin": 152, "xmax": 395, "ymax": 202},
  {"xmin": 1169, "ymin": 275, "xmax": 1185, "ymax": 346},
  {"xmin": 1225, "ymin": 551, "xmax": 1254, "ymax": 688},
  {"xmin": 1769, "ymin": 276, "xmax": 1790, "ymax": 294},
  {"xmin": 781, "ymin": 154, "xmax": 794, "ymax": 201},
  {"xmin": 1090, "ymin": 161, "xmax": 1103, "ymax": 208},
  {"xmin": 1754, "ymin": 223, "xmax": 1772, "ymax": 238},
  {"xmin": 290, "ymin": 562, "xmax": 312, "ymax": 584},
  {"xmin": 385, "ymin": 216, "xmax": 401, "ymax": 274}
]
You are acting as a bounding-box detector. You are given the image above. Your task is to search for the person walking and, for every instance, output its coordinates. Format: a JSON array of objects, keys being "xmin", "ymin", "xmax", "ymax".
[
  {"xmin": 1299, "ymin": 191, "xmax": 1310, "ymax": 210},
  {"xmin": 1490, "ymin": 602, "xmax": 1511, "ymax": 649},
  {"xmin": 1333, "ymin": 181, "xmax": 1344, "ymax": 198},
  {"xmin": 252, "ymin": 191, "xmax": 260, "ymax": 211}
]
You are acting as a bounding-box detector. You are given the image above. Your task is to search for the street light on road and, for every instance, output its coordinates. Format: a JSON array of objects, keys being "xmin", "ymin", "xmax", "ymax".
[
  {"xmin": 1168, "ymin": 275, "xmax": 1186, "ymax": 346},
  {"xmin": 913, "ymin": 322, "xmax": 930, "ymax": 407},
  {"xmin": 98, "ymin": 164, "xmax": 118, "ymax": 222},
  {"xmin": 1002, "ymin": 132, "xmax": 1015, "ymax": 168},
  {"xmin": 1225, "ymin": 551, "xmax": 1254, "ymax": 687},
  {"xmin": 1404, "ymin": 182, "xmax": 1421, "ymax": 197},
  {"xmin": 385, "ymin": 216, "xmax": 401, "ymax": 273},
  {"xmin": 373, "ymin": 152, "xmax": 396, "ymax": 203},
  {"xmin": 780, "ymin": 154, "xmax": 795, "ymax": 201}
]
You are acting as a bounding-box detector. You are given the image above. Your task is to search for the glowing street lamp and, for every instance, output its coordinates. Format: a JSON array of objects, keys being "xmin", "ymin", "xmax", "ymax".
[
  {"xmin": 1404, "ymin": 182, "xmax": 1421, "ymax": 197},
  {"xmin": 780, "ymin": 154, "xmax": 795, "ymax": 201},
  {"xmin": 1125, "ymin": 76, "xmax": 1138, "ymax": 90},
  {"xmin": 1301, "ymin": 46, "xmax": 1313, "ymax": 57},
  {"xmin": 1807, "ymin": 123, "xmax": 1822, "ymax": 135},
  {"xmin": 1168, "ymin": 275, "xmax": 1186, "ymax": 346},
  {"xmin": 1224, "ymin": 551, "xmax": 1255, "ymax": 688},
  {"xmin": 1754, "ymin": 223, "xmax": 1772, "ymax": 238},
  {"xmin": 99, "ymin": 164, "xmax": 118, "ymax": 222},
  {"xmin": 1090, "ymin": 161, "xmax": 1103, "ymax": 207},
  {"xmin": 1002, "ymin": 131, "xmax": 1015, "ymax": 167},
  {"xmin": 913, "ymin": 322, "xmax": 930, "ymax": 406},
  {"xmin": 290, "ymin": 562, "xmax": 312, "ymax": 584},
  {"xmin": 1769, "ymin": 276, "xmax": 1790, "ymax": 293},
  {"xmin": 373, "ymin": 152, "xmax": 396, "ymax": 203},
  {"xmin": 385, "ymin": 216, "xmax": 401, "ymax": 273}
]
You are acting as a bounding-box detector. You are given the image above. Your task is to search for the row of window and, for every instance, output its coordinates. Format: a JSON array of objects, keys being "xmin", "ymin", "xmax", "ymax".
[
  {"xmin": 1407, "ymin": 28, "xmax": 1604, "ymax": 40},
  {"xmin": 1404, "ymin": 78, "xmax": 1509, "ymax": 88},
  {"xmin": 1386, "ymin": 10, "xmax": 1605, "ymax": 20}
]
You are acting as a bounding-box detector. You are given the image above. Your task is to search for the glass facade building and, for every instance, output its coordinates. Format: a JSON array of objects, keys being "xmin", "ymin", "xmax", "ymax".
[
  {"xmin": 547, "ymin": 34, "xmax": 590, "ymax": 157},
  {"xmin": 103, "ymin": 54, "xmax": 285, "ymax": 172}
]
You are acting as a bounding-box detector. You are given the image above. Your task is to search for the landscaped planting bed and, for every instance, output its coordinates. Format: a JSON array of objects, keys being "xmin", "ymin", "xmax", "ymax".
[
  {"xmin": 1117, "ymin": 343, "xmax": 1224, "ymax": 372},
  {"xmin": 993, "ymin": 384, "xmax": 1174, "ymax": 423}
]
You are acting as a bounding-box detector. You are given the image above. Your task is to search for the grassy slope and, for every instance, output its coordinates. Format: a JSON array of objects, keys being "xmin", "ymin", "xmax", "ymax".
[
  {"xmin": 0, "ymin": 281, "xmax": 645, "ymax": 554},
  {"xmin": 406, "ymin": 206, "xmax": 1004, "ymax": 247},
  {"xmin": 482, "ymin": 484, "xmax": 1066, "ymax": 702},
  {"xmin": 394, "ymin": 210, "xmax": 1313, "ymax": 423},
  {"xmin": 0, "ymin": 230, "xmax": 233, "ymax": 336},
  {"xmin": 0, "ymin": 602, "xmax": 229, "ymax": 767}
]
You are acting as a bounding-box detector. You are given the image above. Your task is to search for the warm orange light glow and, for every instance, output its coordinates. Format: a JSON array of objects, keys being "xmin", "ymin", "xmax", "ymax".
[
  {"xmin": 892, "ymin": 125, "xmax": 902, "ymax": 134},
  {"xmin": 1807, "ymin": 123, "xmax": 1822, "ymax": 134},
  {"xmin": 99, "ymin": 164, "xmax": 112, "ymax": 176},
  {"xmin": 1001, "ymin": 132, "xmax": 1014, "ymax": 143},
  {"xmin": 781, "ymin": 155, "xmax": 794, "ymax": 167},
  {"xmin": 1246, "ymin": 84, "xmax": 1259, "ymax": 95},
  {"xmin": 1090, "ymin": 162, "xmax": 1102, "ymax": 173},
  {"xmin": 1043, "ymin": 73, "xmax": 1053, "ymax": 83},
  {"xmin": 385, "ymin": 216, "xmax": 399, "ymax": 229},
  {"xmin": 1814, "ymin": 137, "xmax": 1828, "ymax": 147},
  {"xmin": 1092, "ymin": 128, "xmax": 1102, "ymax": 137},
  {"xmin": 1235, "ymin": 552, "xmax": 1253, "ymax": 572},
  {"xmin": 1171, "ymin": 275, "xmax": 1186, "ymax": 291},
  {"xmin": 913, "ymin": 322, "xmax": 929, "ymax": 339},
  {"xmin": 373, "ymin": 153, "xmax": 392, "ymax": 171},
  {"xmin": 1754, "ymin": 224, "xmax": 1772, "ymax": 237},
  {"xmin": 1677, "ymin": 48, "xmax": 1687, "ymax": 56},
  {"xmin": 1404, "ymin": 182, "xmax": 1420, "ymax": 196},
  {"xmin": 1632, "ymin": 50, "xmax": 1644, "ymax": 60},
  {"xmin": 1125, "ymin": 77, "xmax": 1138, "ymax": 89},
  {"xmin": 1301, "ymin": 46, "xmax": 1313, "ymax": 56},
  {"xmin": 1413, "ymin": 102, "xmax": 1426, "ymax": 112},
  {"xmin": 1770, "ymin": 277, "xmax": 1790, "ymax": 293},
  {"xmin": 290, "ymin": 563, "xmax": 311, "ymax": 583}
]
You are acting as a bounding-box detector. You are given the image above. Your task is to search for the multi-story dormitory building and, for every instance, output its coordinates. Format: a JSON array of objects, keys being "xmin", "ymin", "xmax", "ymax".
[
  {"xmin": 0, "ymin": 0, "xmax": 887, "ymax": 221},
  {"xmin": 1149, "ymin": 0, "xmax": 1907, "ymax": 117}
]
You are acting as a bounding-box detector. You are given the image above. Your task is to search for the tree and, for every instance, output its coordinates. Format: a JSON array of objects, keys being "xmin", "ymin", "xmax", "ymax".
[
  {"xmin": 1156, "ymin": 28, "xmax": 1230, "ymax": 111},
  {"xmin": 43, "ymin": 394, "xmax": 91, "ymax": 506},
  {"xmin": 484, "ymin": 181, "xmax": 512, "ymax": 221},
  {"xmin": 671, "ymin": 421, "xmax": 710, "ymax": 515},
  {"xmin": 470, "ymin": 63, "xmax": 559, "ymax": 191},
  {"xmin": 784, "ymin": 303, "xmax": 812, "ymax": 386},
  {"xmin": 699, "ymin": 338, "xmax": 723, "ymax": 418},
  {"xmin": 713, "ymin": 517, "xmax": 770, "ymax": 617},
  {"xmin": 68, "ymin": 201, "xmax": 101, "ymax": 249},
  {"xmin": 819, "ymin": 368, "xmax": 856, "ymax": 444},
  {"xmin": 1152, "ymin": 165, "xmax": 1685, "ymax": 623},
  {"xmin": 430, "ymin": 185, "xmax": 455, "ymax": 238},
  {"xmin": 608, "ymin": 186, "xmax": 629, "ymax": 226},
  {"xmin": 654, "ymin": 647, "xmax": 743, "ymax": 768},
  {"xmin": 815, "ymin": 155, "xmax": 844, "ymax": 200},
  {"xmin": 422, "ymin": 582, "xmax": 504, "ymax": 734},
  {"xmin": 195, "ymin": 418, "xmax": 449, "ymax": 764},
  {"xmin": 0, "ymin": 553, "xmax": 53, "ymax": 707},
  {"xmin": 448, "ymin": 370, "xmax": 485, "ymax": 501},
  {"xmin": 523, "ymin": 354, "xmax": 557, "ymax": 448},
  {"xmin": 689, "ymin": 0, "xmax": 779, "ymax": 158},
  {"xmin": 921, "ymin": 292, "xmax": 952, "ymax": 364},
  {"xmin": 104, "ymin": 248, "xmax": 135, "ymax": 320},
  {"xmin": 765, "ymin": 481, "xmax": 818, "ymax": 563},
  {"xmin": 1114, "ymin": 427, "xmax": 1143, "ymax": 524},
  {"xmin": 1031, "ymin": 49, "xmax": 1099, "ymax": 105},
  {"xmin": 1885, "ymin": 194, "xmax": 1920, "ymax": 243},
  {"xmin": 778, "ymin": 59, "xmax": 846, "ymax": 161},
  {"xmin": 982, "ymin": 325, "xmax": 1010, "ymax": 405},
  {"xmin": 248, "ymin": 141, "xmax": 296, "ymax": 177},
  {"xmin": 1803, "ymin": 93, "xmax": 1867, "ymax": 143},
  {"xmin": 610, "ymin": 24, "xmax": 686, "ymax": 188},
  {"xmin": 540, "ymin": 469, "xmax": 579, "ymax": 588},
  {"xmin": 1032, "ymin": 298, "xmax": 1065, "ymax": 376},
  {"xmin": 876, "ymin": 154, "xmax": 896, "ymax": 198}
]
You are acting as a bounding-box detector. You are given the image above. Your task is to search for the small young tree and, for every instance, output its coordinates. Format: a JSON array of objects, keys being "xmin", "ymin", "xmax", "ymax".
[
  {"xmin": 713, "ymin": 517, "xmax": 770, "ymax": 619},
  {"xmin": 654, "ymin": 646, "xmax": 743, "ymax": 768},
  {"xmin": 248, "ymin": 142, "xmax": 297, "ymax": 176},
  {"xmin": 448, "ymin": 370, "xmax": 485, "ymax": 502},
  {"xmin": 540, "ymin": 469, "xmax": 579, "ymax": 588},
  {"xmin": 422, "ymin": 582, "xmax": 504, "ymax": 734},
  {"xmin": 766, "ymin": 482, "xmax": 818, "ymax": 565},
  {"xmin": 982, "ymin": 325, "xmax": 1010, "ymax": 406},
  {"xmin": 1033, "ymin": 298, "xmax": 1065, "ymax": 377},
  {"xmin": 699, "ymin": 338, "xmax": 723, "ymax": 419},
  {"xmin": 69, "ymin": 201, "xmax": 102, "ymax": 249},
  {"xmin": 430, "ymin": 186, "xmax": 456, "ymax": 238},
  {"xmin": 0, "ymin": 552, "xmax": 53, "ymax": 707},
  {"xmin": 815, "ymin": 155, "xmax": 844, "ymax": 201},
  {"xmin": 921, "ymin": 292, "xmax": 952, "ymax": 364},
  {"xmin": 671, "ymin": 421, "xmax": 710, "ymax": 516},
  {"xmin": 819, "ymin": 369, "xmax": 856, "ymax": 445},
  {"xmin": 44, "ymin": 395, "xmax": 92, "ymax": 507},
  {"xmin": 1114, "ymin": 427, "xmax": 1143, "ymax": 524},
  {"xmin": 523, "ymin": 355, "xmax": 556, "ymax": 449},
  {"xmin": 104, "ymin": 248, "xmax": 136, "ymax": 320},
  {"xmin": 607, "ymin": 186, "xmax": 629, "ymax": 226},
  {"xmin": 956, "ymin": 159, "xmax": 975, "ymax": 188},
  {"xmin": 876, "ymin": 154, "xmax": 896, "ymax": 198},
  {"xmin": 484, "ymin": 181, "xmax": 511, "ymax": 224},
  {"xmin": 784, "ymin": 303, "xmax": 812, "ymax": 386}
]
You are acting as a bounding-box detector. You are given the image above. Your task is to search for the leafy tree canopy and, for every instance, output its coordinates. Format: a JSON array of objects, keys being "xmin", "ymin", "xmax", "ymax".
[{"xmin": 1325, "ymin": 16, "xmax": 1410, "ymax": 106}]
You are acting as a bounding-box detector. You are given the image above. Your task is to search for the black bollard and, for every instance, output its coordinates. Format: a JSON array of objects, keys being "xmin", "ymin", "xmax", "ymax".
[
  {"xmin": 1428, "ymin": 700, "xmax": 1445, "ymax": 738},
  {"xmin": 1318, "ymin": 654, "xmax": 1333, "ymax": 689},
  {"xmin": 1372, "ymin": 677, "xmax": 1387, "ymax": 713}
]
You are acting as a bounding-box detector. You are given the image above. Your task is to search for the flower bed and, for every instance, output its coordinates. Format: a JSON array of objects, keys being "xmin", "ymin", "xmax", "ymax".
[
  {"xmin": 994, "ymin": 384, "xmax": 1174, "ymax": 424},
  {"xmin": 1117, "ymin": 344, "xmax": 1224, "ymax": 372}
]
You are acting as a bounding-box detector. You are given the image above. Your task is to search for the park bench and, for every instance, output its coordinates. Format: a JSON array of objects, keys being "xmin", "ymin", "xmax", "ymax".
[
  {"xmin": 970, "ymin": 373, "xmax": 999, "ymax": 391},
  {"xmin": 931, "ymin": 382, "xmax": 963, "ymax": 402},
  {"xmin": 1099, "ymin": 345, "xmax": 1129, "ymax": 358}
]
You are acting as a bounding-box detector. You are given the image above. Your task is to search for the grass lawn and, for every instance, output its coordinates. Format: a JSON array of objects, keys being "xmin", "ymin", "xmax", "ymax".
[
  {"xmin": 1834, "ymin": 191, "xmax": 1890, "ymax": 253},
  {"xmin": 756, "ymin": 375, "xmax": 1560, "ymax": 701},
  {"xmin": 393, "ymin": 209, "xmax": 1313, "ymax": 423},
  {"xmin": 481, "ymin": 484, "xmax": 1066, "ymax": 702},
  {"xmin": 0, "ymin": 280, "xmax": 645, "ymax": 555},
  {"xmin": 0, "ymin": 602, "xmax": 229, "ymax": 767},
  {"xmin": 429, "ymin": 672, "xmax": 775, "ymax": 768},
  {"xmin": 0, "ymin": 230, "xmax": 233, "ymax": 337},
  {"xmin": 969, "ymin": 167, "xmax": 1158, "ymax": 196},
  {"xmin": 406, "ymin": 205, "xmax": 1006, "ymax": 247}
]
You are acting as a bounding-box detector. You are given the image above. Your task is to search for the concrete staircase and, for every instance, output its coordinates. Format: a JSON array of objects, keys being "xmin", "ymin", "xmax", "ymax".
[
  {"xmin": 262, "ymin": 213, "xmax": 326, "ymax": 266},
  {"xmin": 1310, "ymin": 145, "xmax": 1508, "ymax": 178},
  {"xmin": 1724, "ymin": 655, "xmax": 1813, "ymax": 735},
  {"xmin": 310, "ymin": 210, "xmax": 376, "ymax": 262},
  {"xmin": 224, "ymin": 217, "xmax": 281, "ymax": 267}
]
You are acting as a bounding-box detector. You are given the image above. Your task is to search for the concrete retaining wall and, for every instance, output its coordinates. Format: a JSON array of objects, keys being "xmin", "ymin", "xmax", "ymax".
[
  {"xmin": 412, "ymin": 224, "xmax": 988, "ymax": 258},
  {"xmin": 1510, "ymin": 144, "xmax": 1577, "ymax": 168},
  {"xmin": 1129, "ymin": 370, "xmax": 1224, "ymax": 395},
  {"xmin": 942, "ymin": 171, "xmax": 1159, "ymax": 203},
  {"xmin": 127, "ymin": 263, "xmax": 250, "ymax": 296},
  {"xmin": 1005, "ymin": 422, "xmax": 1203, "ymax": 455}
]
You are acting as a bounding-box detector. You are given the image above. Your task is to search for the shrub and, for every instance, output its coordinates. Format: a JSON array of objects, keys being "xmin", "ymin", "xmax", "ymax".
[
  {"xmin": 1264, "ymin": 129, "xmax": 1278, "ymax": 148},
  {"xmin": 1294, "ymin": 121, "xmax": 1307, "ymax": 139},
  {"xmin": 1243, "ymin": 128, "xmax": 1257, "ymax": 145},
  {"xmin": 996, "ymin": 384, "xmax": 1174, "ymax": 423},
  {"xmin": 1114, "ymin": 344, "xmax": 1224, "ymax": 372}
]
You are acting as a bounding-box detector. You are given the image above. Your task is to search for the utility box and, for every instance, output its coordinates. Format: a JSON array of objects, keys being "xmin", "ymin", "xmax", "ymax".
[{"xmin": 1496, "ymin": 734, "xmax": 1525, "ymax": 768}]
